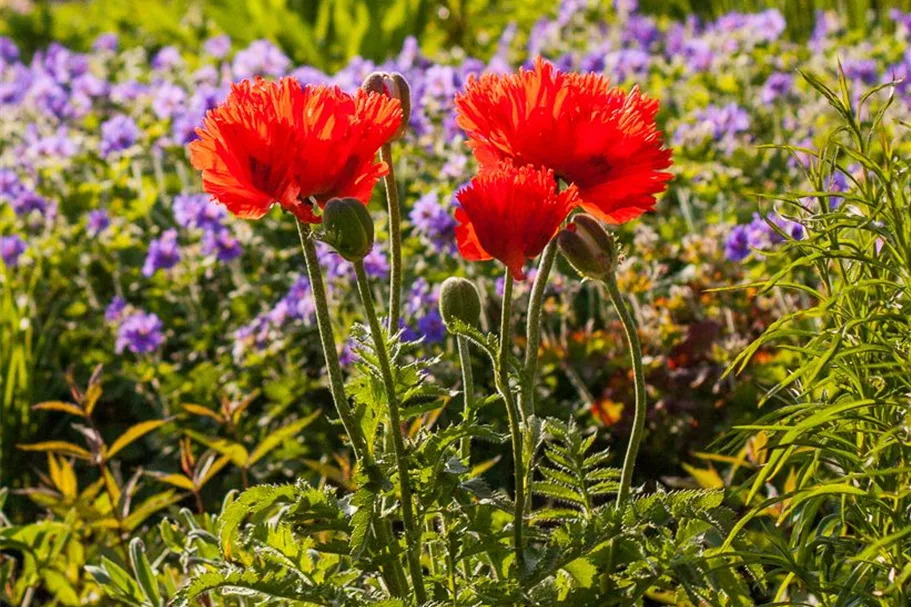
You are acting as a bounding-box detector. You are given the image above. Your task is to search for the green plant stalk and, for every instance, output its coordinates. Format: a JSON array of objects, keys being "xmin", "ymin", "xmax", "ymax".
[
  {"xmin": 603, "ymin": 275, "xmax": 646, "ymax": 506},
  {"xmin": 496, "ymin": 275, "xmax": 525, "ymax": 572},
  {"xmin": 380, "ymin": 144, "xmax": 402, "ymax": 334},
  {"xmin": 457, "ymin": 335, "xmax": 474, "ymax": 462},
  {"xmin": 296, "ymin": 219, "xmax": 408, "ymax": 597},
  {"xmin": 520, "ymin": 239, "xmax": 558, "ymax": 420},
  {"xmin": 353, "ymin": 260, "xmax": 427, "ymax": 604}
]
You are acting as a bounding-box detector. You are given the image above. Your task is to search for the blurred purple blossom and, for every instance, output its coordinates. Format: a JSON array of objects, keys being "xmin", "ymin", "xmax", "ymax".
[
  {"xmin": 142, "ymin": 229, "xmax": 181, "ymax": 277},
  {"xmin": 92, "ymin": 33, "xmax": 118, "ymax": 53},
  {"xmin": 116, "ymin": 311, "xmax": 164, "ymax": 354},
  {"xmin": 204, "ymin": 35, "xmax": 231, "ymax": 59},
  {"xmin": 152, "ymin": 46, "xmax": 183, "ymax": 70},
  {"xmin": 87, "ymin": 209, "xmax": 110, "ymax": 236},
  {"xmin": 152, "ymin": 82, "xmax": 187, "ymax": 119},
  {"xmin": 105, "ymin": 296, "xmax": 127, "ymax": 323},
  {"xmin": 0, "ymin": 235, "xmax": 26, "ymax": 267},
  {"xmin": 100, "ymin": 114, "xmax": 140, "ymax": 157},
  {"xmin": 232, "ymin": 40, "xmax": 290, "ymax": 79},
  {"xmin": 760, "ymin": 72, "xmax": 794, "ymax": 104},
  {"xmin": 409, "ymin": 190, "xmax": 456, "ymax": 252}
]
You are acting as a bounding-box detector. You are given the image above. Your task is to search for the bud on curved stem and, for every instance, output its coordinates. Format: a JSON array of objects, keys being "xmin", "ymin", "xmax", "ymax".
[
  {"xmin": 439, "ymin": 276, "xmax": 482, "ymax": 329},
  {"xmin": 558, "ymin": 214, "xmax": 645, "ymax": 506},
  {"xmin": 320, "ymin": 197, "xmax": 375, "ymax": 262},
  {"xmin": 556, "ymin": 214, "xmax": 619, "ymax": 282}
]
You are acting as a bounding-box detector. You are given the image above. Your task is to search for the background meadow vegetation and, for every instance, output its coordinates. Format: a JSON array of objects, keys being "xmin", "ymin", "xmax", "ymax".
[{"xmin": 1, "ymin": 0, "xmax": 909, "ymax": 605}]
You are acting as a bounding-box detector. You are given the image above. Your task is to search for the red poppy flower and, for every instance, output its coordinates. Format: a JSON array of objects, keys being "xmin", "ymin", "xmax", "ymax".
[
  {"xmin": 189, "ymin": 77, "xmax": 401, "ymax": 223},
  {"xmin": 455, "ymin": 164, "xmax": 579, "ymax": 279},
  {"xmin": 455, "ymin": 57, "xmax": 672, "ymax": 224}
]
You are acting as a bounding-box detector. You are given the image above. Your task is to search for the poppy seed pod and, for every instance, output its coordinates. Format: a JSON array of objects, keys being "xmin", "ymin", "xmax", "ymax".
[
  {"xmin": 362, "ymin": 71, "xmax": 411, "ymax": 141},
  {"xmin": 557, "ymin": 214, "xmax": 619, "ymax": 282},
  {"xmin": 439, "ymin": 277, "xmax": 482, "ymax": 330},
  {"xmin": 320, "ymin": 198, "xmax": 375, "ymax": 262}
]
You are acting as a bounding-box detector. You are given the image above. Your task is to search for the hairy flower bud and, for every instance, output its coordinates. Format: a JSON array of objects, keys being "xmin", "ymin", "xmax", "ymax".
[
  {"xmin": 362, "ymin": 71, "xmax": 411, "ymax": 141},
  {"xmin": 439, "ymin": 277, "xmax": 482, "ymax": 329},
  {"xmin": 557, "ymin": 214, "xmax": 619, "ymax": 282},
  {"xmin": 321, "ymin": 198, "xmax": 375, "ymax": 262}
]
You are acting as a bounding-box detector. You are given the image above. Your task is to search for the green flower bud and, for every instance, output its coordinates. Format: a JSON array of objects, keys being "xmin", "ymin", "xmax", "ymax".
[
  {"xmin": 321, "ymin": 198, "xmax": 375, "ymax": 262},
  {"xmin": 362, "ymin": 71, "xmax": 411, "ymax": 141},
  {"xmin": 439, "ymin": 277, "xmax": 482, "ymax": 329},
  {"xmin": 557, "ymin": 214, "xmax": 619, "ymax": 282}
]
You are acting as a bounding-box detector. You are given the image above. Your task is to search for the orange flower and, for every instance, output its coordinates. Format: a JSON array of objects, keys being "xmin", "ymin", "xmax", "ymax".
[
  {"xmin": 455, "ymin": 57, "xmax": 672, "ymax": 224},
  {"xmin": 189, "ymin": 77, "xmax": 401, "ymax": 223},
  {"xmin": 455, "ymin": 164, "xmax": 579, "ymax": 279}
]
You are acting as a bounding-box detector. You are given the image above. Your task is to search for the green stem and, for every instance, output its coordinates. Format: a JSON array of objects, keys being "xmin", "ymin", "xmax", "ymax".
[
  {"xmin": 520, "ymin": 239, "xmax": 558, "ymax": 420},
  {"xmin": 496, "ymin": 275, "xmax": 525, "ymax": 573},
  {"xmin": 457, "ymin": 335, "xmax": 474, "ymax": 463},
  {"xmin": 380, "ymin": 144, "xmax": 402, "ymax": 334},
  {"xmin": 296, "ymin": 220, "xmax": 407, "ymax": 597},
  {"xmin": 604, "ymin": 275, "xmax": 646, "ymax": 506},
  {"xmin": 353, "ymin": 260, "xmax": 427, "ymax": 603}
]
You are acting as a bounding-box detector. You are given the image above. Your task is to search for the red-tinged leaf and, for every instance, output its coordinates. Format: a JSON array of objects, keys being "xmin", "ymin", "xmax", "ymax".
[
  {"xmin": 32, "ymin": 401, "xmax": 85, "ymax": 417},
  {"xmin": 105, "ymin": 419, "xmax": 169, "ymax": 461},
  {"xmin": 18, "ymin": 441, "xmax": 92, "ymax": 460}
]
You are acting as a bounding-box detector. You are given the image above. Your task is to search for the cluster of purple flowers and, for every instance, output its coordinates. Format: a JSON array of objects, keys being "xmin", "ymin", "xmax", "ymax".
[
  {"xmin": 401, "ymin": 278, "xmax": 445, "ymax": 344},
  {"xmin": 409, "ymin": 190, "xmax": 456, "ymax": 253},
  {"xmin": 724, "ymin": 213, "xmax": 805, "ymax": 262},
  {"xmin": 105, "ymin": 296, "xmax": 165, "ymax": 355},
  {"xmin": 1, "ymin": 234, "xmax": 27, "ymax": 268},
  {"xmin": 172, "ymin": 193, "xmax": 243, "ymax": 262}
]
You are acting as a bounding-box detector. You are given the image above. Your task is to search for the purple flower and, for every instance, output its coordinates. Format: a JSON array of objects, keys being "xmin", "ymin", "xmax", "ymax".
[
  {"xmin": 409, "ymin": 191, "xmax": 456, "ymax": 252},
  {"xmin": 232, "ymin": 40, "xmax": 290, "ymax": 79},
  {"xmin": 172, "ymin": 193, "xmax": 225, "ymax": 231},
  {"xmin": 105, "ymin": 296, "xmax": 127, "ymax": 323},
  {"xmin": 0, "ymin": 169, "xmax": 24, "ymax": 202},
  {"xmin": 0, "ymin": 235, "xmax": 26, "ymax": 267},
  {"xmin": 724, "ymin": 224, "xmax": 753, "ymax": 261},
  {"xmin": 681, "ymin": 39, "xmax": 715, "ymax": 72},
  {"xmin": 115, "ymin": 311, "xmax": 164, "ymax": 354},
  {"xmin": 110, "ymin": 81, "xmax": 148, "ymax": 104},
  {"xmin": 11, "ymin": 191, "xmax": 51, "ymax": 217},
  {"xmin": 760, "ymin": 72, "xmax": 794, "ymax": 104},
  {"xmin": 362, "ymin": 247, "xmax": 389, "ymax": 278},
  {"xmin": 0, "ymin": 36, "xmax": 19, "ymax": 66},
  {"xmin": 142, "ymin": 229, "xmax": 181, "ymax": 277},
  {"xmin": 415, "ymin": 309, "xmax": 446, "ymax": 344},
  {"xmin": 92, "ymin": 33, "xmax": 118, "ymax": 52},
  {"xmin": 152, "ymin": 46, "xmax": 183, "ymax": 70},
  {"xmin": 152, "ymin": 83, "xmax": 186, "ymax": 119},
  {"xmin": 204, "ymin": 35, "xmax": 231, "ymax": 59},
  {"xmin": 22, "ymin": 125, "xmax": 79, "ymax": 161},
  {"xmin": 842, "ymin": 58, "xmax": 878, "ymax": 85},
  {"xmin": 100, "ymin": 114, "xmax": 140, "ymax": 157},
  {"xmin": 767, "ymin": 213, "xmax": 804, "ymax": 242},
  {"xmin": 72, "ymin": 73, "xmax": 108, "ymax": 98},
  {"xmin": 171, "ymin": 109, "xmax": 205, "ymax": 145},
  {"xmin": 623, "ymin": 15, "xmax": 660, "ymax": 49},
  {"xmin": 604, "ymin": 49, "xmax": 650, "ymax": 82},
  {"xmin": 87, "ymin": 209, "xmax": 110, "ymax": 236},
  {"xmin": 202, "ymin": 229, "xmax": 243, "ymax": 262},
  {"xmin": 291, "ymin": 66, "xmax": 330, "ymax": 87}
]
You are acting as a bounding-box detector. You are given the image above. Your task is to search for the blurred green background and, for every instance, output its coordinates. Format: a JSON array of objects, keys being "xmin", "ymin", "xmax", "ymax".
[{"xmin": 3, "ymin": 0, "xmax": 910, "ymax": 69}]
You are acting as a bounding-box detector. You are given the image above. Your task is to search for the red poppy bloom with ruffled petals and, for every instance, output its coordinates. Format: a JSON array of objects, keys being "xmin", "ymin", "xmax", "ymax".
[
  {"xmin": 455, "ymin": 57, "xmax": 672, "ymax": 224},
  {"xmin": 189, "ymin": 78, "xmax": 401, "ymax": 223},
  {"xmin": 455, "ymin": 164, "xmax": 579, "ymax": 279}
]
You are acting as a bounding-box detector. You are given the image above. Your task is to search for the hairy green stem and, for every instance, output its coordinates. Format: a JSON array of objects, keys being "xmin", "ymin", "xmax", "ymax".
[
  {"xmin": 353, "ymin": 260, "xmax": 427, "ymax": 603},
  {"xmin": 603, "ymin": 275, "xmax": 646, "ymax": 506},
  {"xmin": 496, "ymin": 275, "xmax": 525, "ymax": 572},
  {"xmin": 380, "ymin": 144, "xmax": 402, "ymax": 334},
  {"xmin": 296, "ymin": 220, "xmax": 407, "ymax": 597},
  {"xmin": 520, "ymin": 239, "xmax": 558, "ymax": 420},
  {"xmin": 457, "ymin": 335, "xmax": 474, "ymax": 463}
]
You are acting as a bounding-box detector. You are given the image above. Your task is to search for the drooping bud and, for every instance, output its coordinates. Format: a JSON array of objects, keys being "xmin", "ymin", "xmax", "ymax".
[
  {"xmin": 320, "ymin": 198, "xmax": 375, "ymax": 262},
  {"xmin": 557, "ymin": 214, "xmax": 619, "ymax": 282},
  {"xmin": 439, "ymin": 277, "xmax": 482, "ymax": 330},
  {"xmin": 362, "ymin": 71, "xmax": 411, "ymax": 141}
]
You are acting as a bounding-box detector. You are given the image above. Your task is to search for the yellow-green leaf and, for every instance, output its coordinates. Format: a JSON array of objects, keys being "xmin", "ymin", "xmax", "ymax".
[
  {"xmin": 105, "ymin": 419, "xmax": 168, "ymax": 460},
  {"xmin": 32, "ymin": 401, "xmax": 85, "ymax": 417},
  {"xmin": 18, "ymin": 441, "xmax": 92, "ymax": 460},
  {"xmin": 247, "ymin": 410, "xmax": 320, "ymax": 466},
  {"xmin": 184, "ymin": 430, "xmax": 248, "ymax": 467},
  {"xmin": 83, "ymin": 383, "xmax": 103, "ymax": 416},
  {"xmin": 181, "ymin": 403, "xmax": 223, "ymax": 423},
  {"xmin": 150, "ymin": 473, "xmax": 195, "ymax": 491}
]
